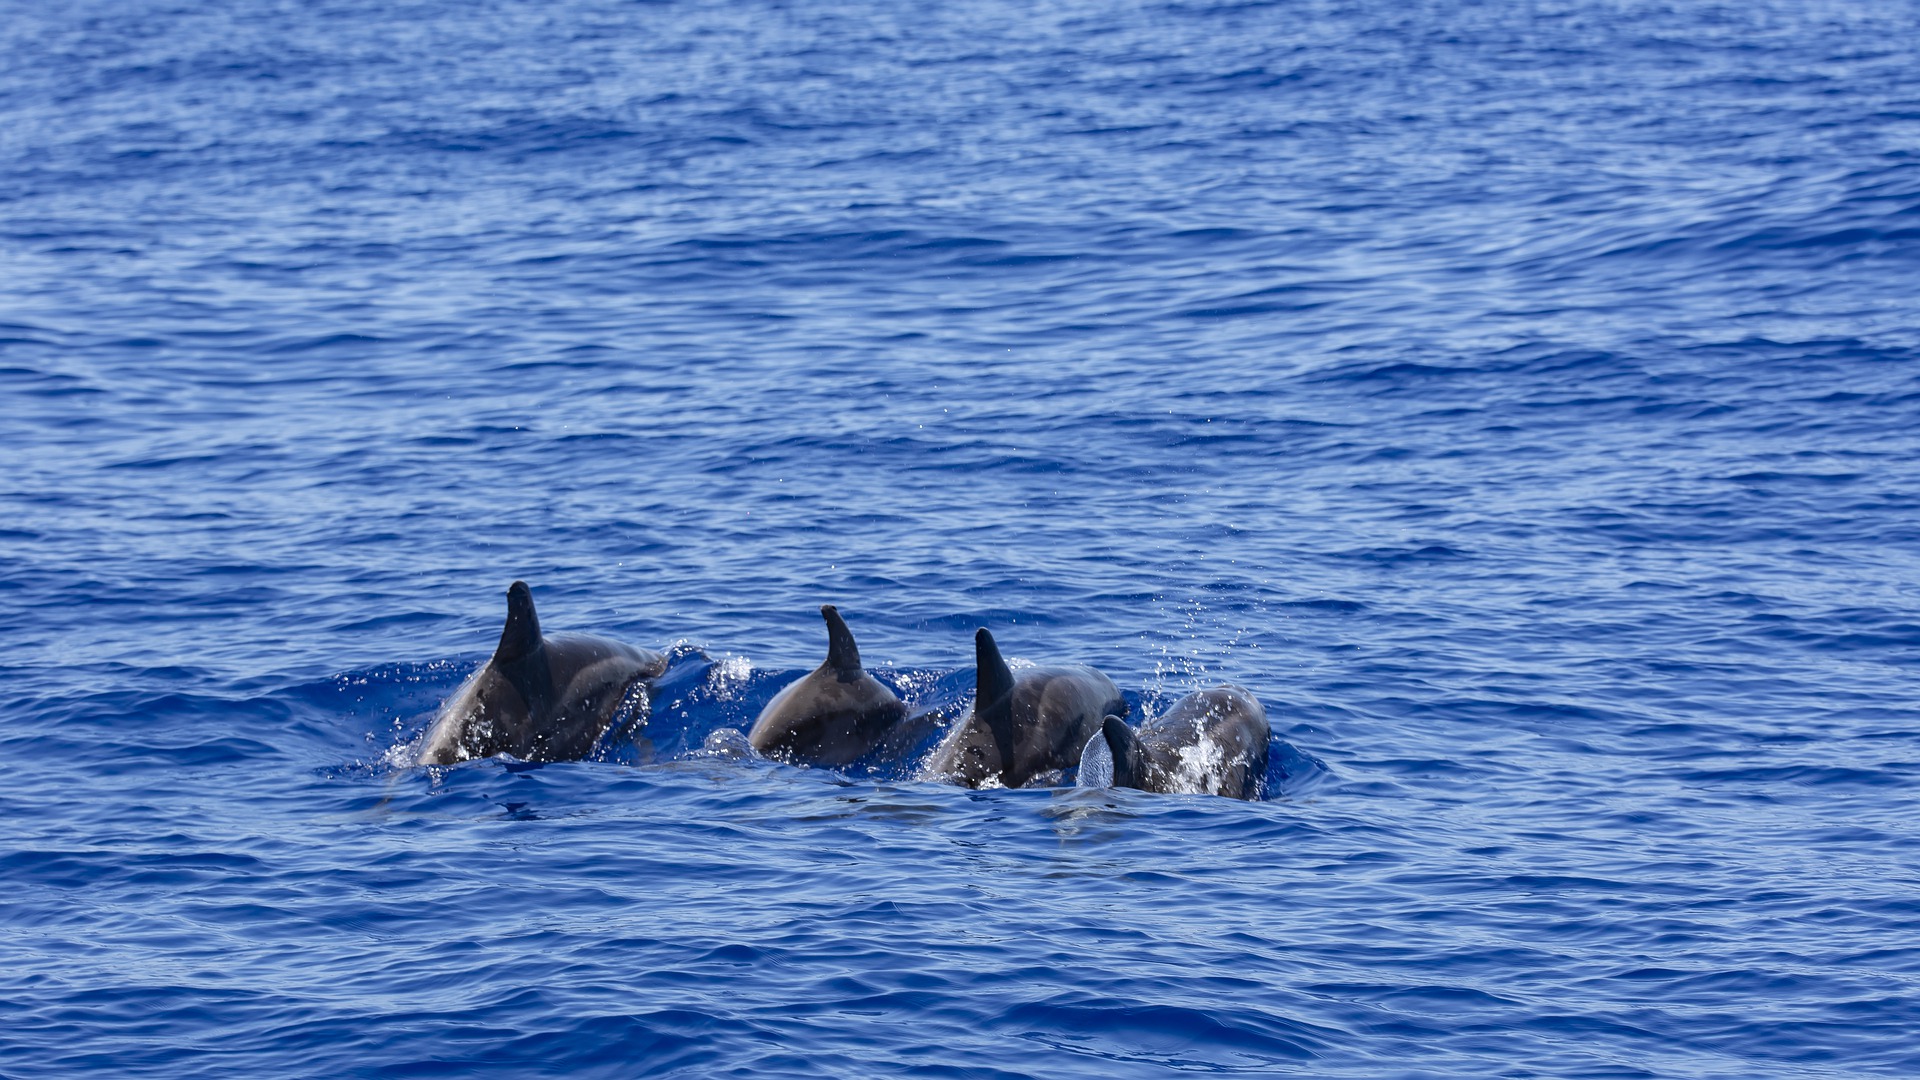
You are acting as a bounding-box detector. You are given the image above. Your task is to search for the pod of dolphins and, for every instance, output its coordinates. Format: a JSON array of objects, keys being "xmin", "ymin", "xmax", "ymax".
[{"xmin": 419, "ymin": 582, "xmax": 1272, "ymax": 799}]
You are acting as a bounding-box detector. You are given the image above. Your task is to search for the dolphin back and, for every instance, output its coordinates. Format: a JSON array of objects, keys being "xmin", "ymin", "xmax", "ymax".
[
  {"xmin": 418, "ymin": 582, "xmax": 665, "ymax": 765},
  {"xmin": 747, "ymin": 606, "xmax": 907, "ymax": 767},
  {"xmin": 926, "ymin": 630, "xmax": 1124, "ymax": 788},
  {"xmin": 1124, "ymin": 686, "xmax": 1270, "ymax": 799}
]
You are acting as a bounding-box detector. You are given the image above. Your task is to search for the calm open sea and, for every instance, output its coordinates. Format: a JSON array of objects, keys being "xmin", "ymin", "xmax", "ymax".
[{"xmin": 6, "ymin": 0, "xmax": 1920, "ymax": 1076}]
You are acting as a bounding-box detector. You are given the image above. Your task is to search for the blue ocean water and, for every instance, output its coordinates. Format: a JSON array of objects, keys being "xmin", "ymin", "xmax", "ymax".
[{"xmin": 6, "ymin": 0, "xmax": 1920, "ymax": 1074}]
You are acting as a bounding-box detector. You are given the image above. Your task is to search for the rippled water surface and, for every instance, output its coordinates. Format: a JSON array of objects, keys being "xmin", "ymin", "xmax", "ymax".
[{"xmin": 6, "ymin": 0, "xmax": 1920, "ymax": 1075}]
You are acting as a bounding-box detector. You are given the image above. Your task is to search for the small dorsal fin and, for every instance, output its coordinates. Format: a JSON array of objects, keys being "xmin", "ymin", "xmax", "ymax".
[
  {"xmin": 494, "ymin": 580, "xmax": 544, "ymax": 664},
  {"xmin": 1102, "ymin": 714, "xmax": 1143, "ymax": 789},
  {"xmin": 821, "ymin": 605, "xmax": 860, "ymax": 671},
  {"xmin": 974, "ymin": 628, "xmax": 1017, "ymax": 783}
]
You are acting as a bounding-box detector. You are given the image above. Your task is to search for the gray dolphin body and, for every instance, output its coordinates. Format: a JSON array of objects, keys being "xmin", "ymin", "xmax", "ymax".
[
  {"xmin": 747, "ymin": 605, "xmax": 909, "ymax": 767},
  {"xmin": 417, "ymin": 581, "xmax": 667, "ymax": 765},
  {"xmin": 924, "ymin": 628, "xmax": 1126, "ymax": 789},
  {"xmin": 1096, "ymin": 685, "xmax": 1270, "ymax": 800}
]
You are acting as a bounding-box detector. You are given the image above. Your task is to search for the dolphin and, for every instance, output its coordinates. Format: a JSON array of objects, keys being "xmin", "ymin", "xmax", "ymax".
[
  {"xmin": 924, "ymin": 628, "xmax": 1126, "ymax": 789},
  {"xmin": 417, "ymin": 581, "xmax": 668, "ymax": 765},
  {"xmin": 747, "ymin": 605, "xmax": 909, "ymax": 767},
  {"xmin": 1093, "ymin": 685, "xmax": 1270, "ymax": 800}
]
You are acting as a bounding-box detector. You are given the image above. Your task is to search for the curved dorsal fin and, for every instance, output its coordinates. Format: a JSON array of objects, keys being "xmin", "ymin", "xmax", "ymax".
[
  {"xmin": 1101, "ymin": 714, "xmax": 1143, "ymax": 789},
  {"xmin": 974, "ymin": 628, "xmax": 1017, "ymax": 783},
  {"xmin": 494, "ymin": 580, "xmax": 544, "ymax": 664},
  {"xmin": 821, "ymin": 605, "xmax": 860, "ymax": 671}
]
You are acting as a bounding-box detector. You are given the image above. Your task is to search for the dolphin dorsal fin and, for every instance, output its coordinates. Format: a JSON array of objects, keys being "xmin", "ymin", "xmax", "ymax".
[
  {"xmin": 494, "ymin": 580, "xmax": 544, "ymax": 664},
  {"xmin": 974, "ymin": 628, "xmax": 1017, "ymax": 780},
  {"xmin": 1102, "ymin": 714, "xmax": 1142, "ymax": 789},
  {"xmin": 821, "ymin": 605, "xmax": 861, "ymax": 671}
]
